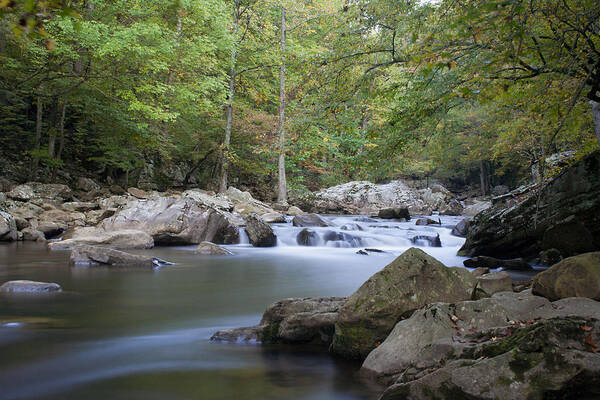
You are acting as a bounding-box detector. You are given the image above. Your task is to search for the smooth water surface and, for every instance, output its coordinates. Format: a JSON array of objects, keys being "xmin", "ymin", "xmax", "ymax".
[{"xmin": 0, "ymin": 215, "xmax": 470, "ymax": 400}]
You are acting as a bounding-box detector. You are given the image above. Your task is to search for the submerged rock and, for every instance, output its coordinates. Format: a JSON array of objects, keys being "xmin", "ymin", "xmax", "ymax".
[
  {"xmin": 532, "ymin": 252, "xmax": 600, "ymax": 301},
  {"xmin": 463, "ymin": 256, "xmax": 532, "ymax": 271},
  {"xmin": 296, "ymin": 229, "xmax": 320, "ymax": 246},
  {"xmin": 211, "ymin": 297, "xmax": 347, "ymax": 346},
  {"xmin": 244, "ymin": 213, "xmax": 277, "ymax": 247},
  {"xmin": 330, "ymin": 248, "xmax": 474, "ymax": 360},
  {"xmin": 195, "ymin": 241, "xmax": 233, "ymax": 256},
  {"xmin": 70, "ymin": 245, "xmax": 169, "ymax": 267},
  {"xmin": 409, "ymin": 234, "xmax": 441, "ymax": 247},
  {"xmin": 0, "ymin": 280, "xmax": 62, "ymax": 294},
  {"xmin": 378, "ymin": 207, "xmax": 410, "ymax": 220},
  {"xmin": 292, "ymin": 213, "xmax": 332, "ymax": 227},
  {"xmin": 415, "ymin": 218, "xmax": 440, "ymax": 226}
]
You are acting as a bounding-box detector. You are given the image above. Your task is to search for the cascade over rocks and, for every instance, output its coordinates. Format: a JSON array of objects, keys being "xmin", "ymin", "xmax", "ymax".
[
  {"xmin": 330, "ymin": 248, "xmax": 475, "ymax": 360},
  {"xmin": 244, "ymin": 213, "xmax": 277, "ymax": 247},
  {"xmin": 459, "ymin": 151, "xmax": 600, "ymax": 259},
  {"xmin": 211, "ymin": 297, "xmax": 347, "ymax": 346},
  {"xmin": 532, "ymin": 252, "xmax": 600, "ymax": 301}
]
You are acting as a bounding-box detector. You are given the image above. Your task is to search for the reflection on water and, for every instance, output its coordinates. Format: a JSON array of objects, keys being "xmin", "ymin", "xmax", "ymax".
[{"xmin": 0, "ymin": 215, "xmax": 470, "ymax": 400}]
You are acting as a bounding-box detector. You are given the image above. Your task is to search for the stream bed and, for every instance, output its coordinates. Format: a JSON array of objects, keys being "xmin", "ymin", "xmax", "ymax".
[{"xmin": 0, "ymin": 214, "xmax": 504, "ymax": 400}]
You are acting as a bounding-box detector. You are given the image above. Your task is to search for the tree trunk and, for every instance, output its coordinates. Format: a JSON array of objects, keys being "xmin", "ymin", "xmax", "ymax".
[
  {"xmin": 56, "ymin": 102, "xmax": 67, "ymax": 160},
  {"xmin": 218, "ymin": 3, "xmax": 240, "ymax": 193},
  {"xmin": 30, "ymin": 87, "xmax": 43, "ymax": 180},
  {"xmin": 592, "ymin": 100, "xmax": 600, "ymax": 147},
  {"xmin": 479, "ymin": 160, "xmax": 488, "ymax": 196},
  {"xmin": 277, "ymin": 7, "xmax": 287, "ymax": 204},
  {"xmin": 48, "ymin": 101, "xmax": 65, "ymax": 158}
]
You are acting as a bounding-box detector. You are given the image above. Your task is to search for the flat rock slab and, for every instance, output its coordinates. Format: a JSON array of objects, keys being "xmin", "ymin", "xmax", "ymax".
[
  {"xmin": 70, "ymin": 245, "xmax": 168, "ymax": 268},
  {"xmin": 0, "ymin": 280, "xmax": 62, "ymax": 294},
  {"xmin": 195, "ymin": 241, "xmax": 234, "ymax": 256}
]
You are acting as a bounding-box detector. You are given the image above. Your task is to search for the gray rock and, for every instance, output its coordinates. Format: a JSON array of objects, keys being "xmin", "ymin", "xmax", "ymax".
[
  {"xmin": 195, "ymin": 241, "xmax": 233, "ymax": 256},
  {"xmin": 451, "ymin": 218, "xmax": 471, "ymax": 237},
  {"xmin": 75, "ymin": 177, "xmax": 100, "ymax": 192},
  {"xmin": 0, "ymin": 280, "xmax": 61, "ymax": 293},
  {"xmin": 182, "ymin": 189, "xmax": 234, "ymax": 212},
  {"xmin": 292, "ymin": 213, "xmax": 332, "ymax": 227},
  {"xmin": 286, "ymin": 206, "xmax": 305, "ymax": 216},
  {"xmin": 211, "ymin": 297, "xmax": 347, "ymax": 346},
  {"xmin": 330, "ymin": 248, "xmax": 474, "ymax": 360},
  {"xmin": 409, "ymin": 234, "xmax": 441, "ymax": 247},
  {"xmin": 99, "ymin": 196, "xmax": 239, "ymax": 245},
  {"xmin": 7, "ymin": 184, "xmax": 35, "ymax": 201},
  {"xmin": 471, "ymin": 267, "xmax": 490, "ymax": 277},
  {"xmin": 532, "ymin": 252, "xmax": 600, "ymax": 301},
  {"xmin": 474, "ymin": 271, "xmax": 513, "ymax": 299},
  {"xmin": 439, "ymin": 199, "xmax": 463, "ymax": 216},
  {"xmin": 127, "ymin": 187, "xmax": 148, "ymax": 199},
  {"xmin": 48, "ymin": 228, "xmax": 154, "ymax": 250},
  {"xmin": 244, "ymin": 213, "xmax": 276, "ymax": 247},
  {"xmin": 415, "ymin": 218, "xmax": 440, "ymax": 226},
  {"xmin": 0, "ymin": 211, "xmax": 17, "ymax": 241},
  {"xmin": 21, "ymin": 228, "xmax": 45, "ymax": 242},
  {"xmin": 378, "ymin": 207, "xmax": 410, "ymax": 220},
  {"xmin": 61, "ymin": 202, "xmax": 98, "ymax": 212},
  {"xmin": 70, "ymin": 245, "xmax": 166, "ymax": 267},
  {"xmin": 261, "ymin": 212, "xmax": 286, "ymax": 223},
  {"xmin": 225, "ymin": 187, "xmax": 274, "ymax": 216},
  {"xmin": 462, "ymin": 201, "xmax": 491, "ymax": 216},
  {"xmin": 491, "ymin": 184, "xmax": 510, "ymax": 196}
]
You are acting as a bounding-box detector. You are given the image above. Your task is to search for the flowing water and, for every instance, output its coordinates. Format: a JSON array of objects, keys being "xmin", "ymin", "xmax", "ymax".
[{"xmin": 0, "ymin": 214, "xmax": 485, "ymax": 400}]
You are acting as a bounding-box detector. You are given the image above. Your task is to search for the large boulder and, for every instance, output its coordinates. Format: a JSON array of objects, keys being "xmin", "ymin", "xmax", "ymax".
[
  {"xmin": 532, "ymin": 252, "xmax": 600, "ymax": 301},
  {"xmin": 439, "ymin": 199, "xmax": 463, "ymax": 216},
  {"xmin": 451, "ymin": 218, "xmax": 471, "ymax": 237},
  {"xmin": 459, "ymin": 152, "xmax": 600, "ymax": 259},
  {"xmin": 330, "ymin": 248, "xmax": 474, "ymax": 359},
  {"xmin": 0, "ymin": 211, "xmax": 17, "ymax": 241},
  {"xmin": 224, "ymin": 187, "xmax": 273, "ymax": 215},
  {"xmin": 462, "ymin": 200, "xmax": 491, "ymax": 216},
  {"xmin": 28, "ymin": 183, "xmax": 73, "ymax": 202},
  {"xmin": 244, "ymin": 213, "xmax": 277, "ymax": 247},
  {"xmin": 0, "ymin": 280, "xmax": 62, "ymax": 293},
  {"xmin": 70, "ymin": 245, "xmax": 166, "ymax": 267},
  {"xmin": 296, "ymin": 228, "xmax": 320, "ymax": 246},
  {"xmin": 361, "ymin": 291, "xmax": 600, "ymax": 384},
  {"xmin": 7, "ymin": 184, "xmax": 35, "ymax": 201},
  {"xmin": 292, "ymin": 213, "xmax": 332, "ymax": 227},
  {"xmin": 211, "ymin": 297, "xmax": 347, "ymax": 346},
  {"xmin": 473, "ymin": 271, "xmax": 513, "ymax": 299},
  {"xmin": 379, "ymin": 316, "xmax": 600, "ymax": 400},
  {"xmin": 309, "ymin": 181, "xmax": 453, "ymax": 215},
  {"xmin": 99, "ymin": 196, "xmax": 239, "ymax": 245},
  {"xmin": 182, "ymin": 189, "xmax": 233, "ymax": 212},
  {"xmin": 75, "ymin": 177, "xmax": 100, "ymax": 192},
  {"xmin": 48, "ymin": 227, "xmax": 154, "ymax": 250}
]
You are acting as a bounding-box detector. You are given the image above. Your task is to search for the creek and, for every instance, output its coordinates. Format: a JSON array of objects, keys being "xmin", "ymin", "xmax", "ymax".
[{"xmin": 0, "ymin": 214, "xmax": 487, "ymax": 400}]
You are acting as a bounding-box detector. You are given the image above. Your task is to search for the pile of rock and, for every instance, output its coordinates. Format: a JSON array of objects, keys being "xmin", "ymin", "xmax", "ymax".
[{"xmin": 212, "ymin": 248, "xmax": 600, "ymax": 400}]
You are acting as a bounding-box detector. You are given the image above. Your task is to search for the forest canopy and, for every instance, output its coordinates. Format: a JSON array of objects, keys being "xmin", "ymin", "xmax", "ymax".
[{"xmin": 1, "ymin": 0, "xmax": 598, "ymax": 199}]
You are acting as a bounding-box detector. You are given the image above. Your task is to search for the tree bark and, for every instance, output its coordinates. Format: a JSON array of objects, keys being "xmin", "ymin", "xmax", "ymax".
[
  {"xmin": 30, "ymin": 87, "xmax": 43, "ymax": 179},
  {"xmin": 592, "ymin": 100, "xmax": 600, "ymax": 147},
  {"xmin": 277, "ymin": 7, "xmax": 288, "ymax": 204},
  {"xmin": 479, "ymin": 160, "xmax": 488, "ymax": 196},
  {"xmin": 219, "ymin": 2, "xmax": 240, "ymax": 193},
  {"xmin": 48, "ymin": 101, "xmax": 65, "ymax": 158},
  {"xmin": 56, "ymin": 102, "xmax": 67, "ymax": 160}
]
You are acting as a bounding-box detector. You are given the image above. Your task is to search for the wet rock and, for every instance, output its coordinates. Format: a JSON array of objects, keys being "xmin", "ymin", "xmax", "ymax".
[
  {"xmin": 296, "ymin": 229, "xmax": 320, "ymax": 246},
  {"xmin": 48, "ymin": 228, "xmax": 154, "ymax": 250},
  {"xmin": 36, "ymin": 221, "xmax": 67, "ymax": 238},
  {"xmin": 330, "ymin": 248, "xmax": 474, "ymax": 360},
  {"xmin": 415, "ymin": 218, "xmax": 440, "ymax": 226},
  {"xmin": 463, "ymin": 256, "xmax": 532, "ymax": 271},
  {"xmin": 0, "ymin": 211, "xmax": 17, "ymax": 241},
  {"xmin": 539, "ymin": 248, "xmax": 562, "ymax": 266},
  {"xmin": 70, "ymin": 245, "xmax": 168, "ymax": 267},
  {"xmin": 261, "ymin": 212, "xmax": 286, "ymax": 223},
  {"xmin": 451, "ymin": 218, "xmax": 471, "ymax": 237},
  {"xmin": 0, "ymin": 280, "xmax": 61, "ymax": 294},
  {"xmin": 340, "ymin": 223, "xmax": 364, "ymax": 231},
  {"xmin": 99, "ymin": 196, "xmax": 239, "ymax": 245},
  {"xmin": 473, "ymin": 271, "xmax": 513, "ymax": 299},
  {"xmin": 286, "ymin": 206, "xmax": 305, "ymax": 216},
  {"xmin": 532, "ymin": 252, "xmax": 600, "ymax": 301},
  {"xmin": 409, "ymin": 234, "xmax": 441, "ymax": 247},
  {"xmin": 21, "ymin": 228, "xmax": 46, "ymax": 242},
  {"xmin": 292, "ymin": 213, "xmax": 332, "ymax": 227},
  {"xmin": 378, "ymin": 207, "xmax": 411, "ymax": 220},
  {"xmin": 355, "ymin": 217, "xmax": 377, "ymax": 223},
  {"xmin": 195, "ymin": 241, "xmax": 233, "ymax": 256},
  {"xmin": 244, "ymin": 213, "xmax": 276, "ymax": 247},
  {"xmin": 75, "ymin": 177, "xmax": 100, "ymax": 192},
  {"xmin": 211, "ymin": 297, "xmax": 347, "ymax": 346},
  {"xmin": 460, "ymin": 152, "xmax": 600, "ymax": 259},
  {"xmin": 323, "ymin": 230, "xmax": 363, "ymax": 247},
  {"xmin": 439, "ymin": 199, "xmax": 463, "ymax": 216},
  {"xmin": 379, "ymin": 316, "xmax": 600, "ymax": 400}
]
